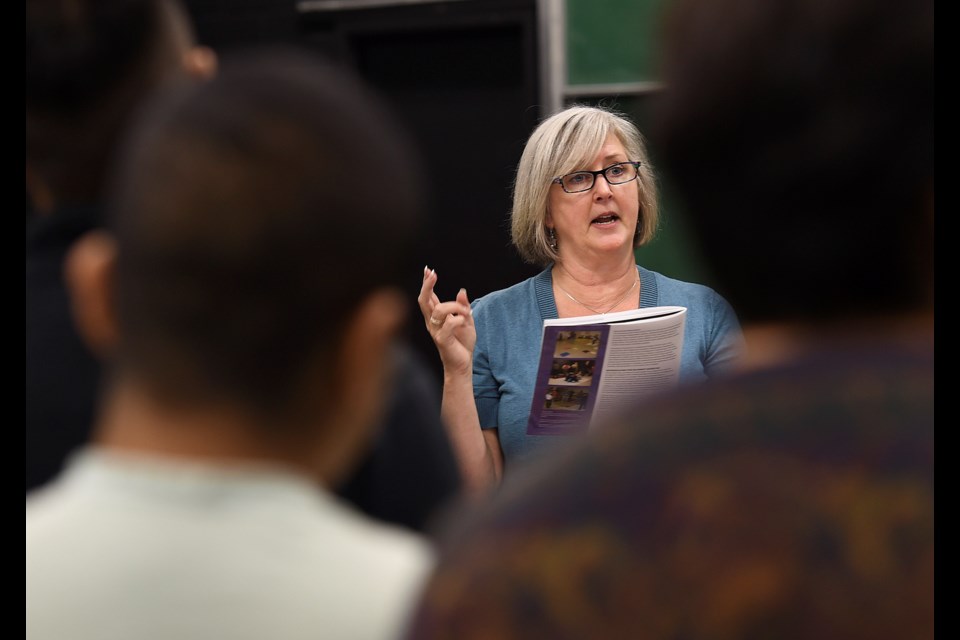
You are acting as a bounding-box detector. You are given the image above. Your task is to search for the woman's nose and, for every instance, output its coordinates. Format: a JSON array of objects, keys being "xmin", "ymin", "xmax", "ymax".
[{"xmin": 593, "ymin": 174, "xmax": 613, "ymax": 199}]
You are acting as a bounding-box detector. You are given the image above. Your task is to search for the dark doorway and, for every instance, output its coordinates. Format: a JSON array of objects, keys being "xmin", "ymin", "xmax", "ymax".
[{"xmin": 299, "ymin": 1, "xmax": 543, "ymax": 375}]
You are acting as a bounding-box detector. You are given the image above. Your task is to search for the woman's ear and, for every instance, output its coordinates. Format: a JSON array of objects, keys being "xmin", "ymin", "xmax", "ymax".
[{"xmin": 64, "ymin": 231, "xmax": 120, "ymax": 358}]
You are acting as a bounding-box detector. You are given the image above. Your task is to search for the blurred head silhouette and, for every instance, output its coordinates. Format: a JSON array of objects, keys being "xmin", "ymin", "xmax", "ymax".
[
  {"xmin": 67, "ymin": 48, "xmax": 426, "ymax": 483},
  {"xmin": 652, "ymin": 0, "xmax": 933, "ymax": 326}
]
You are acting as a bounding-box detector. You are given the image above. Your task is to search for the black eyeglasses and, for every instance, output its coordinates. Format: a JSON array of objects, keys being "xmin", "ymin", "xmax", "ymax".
[{"xmin": 552, "ymin": 161, "xmax": 642, "ymax": 193}]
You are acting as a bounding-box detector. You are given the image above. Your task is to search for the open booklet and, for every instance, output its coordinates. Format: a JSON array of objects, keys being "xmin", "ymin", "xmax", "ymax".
[{"xmin": 526, "ymin": 306, "xmax": 687, "ymax": 435}]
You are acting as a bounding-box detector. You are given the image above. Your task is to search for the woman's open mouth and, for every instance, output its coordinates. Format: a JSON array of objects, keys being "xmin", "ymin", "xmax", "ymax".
[{"xmin": 591, "ymin": 213, "xmax": 620, "ymax": 226}]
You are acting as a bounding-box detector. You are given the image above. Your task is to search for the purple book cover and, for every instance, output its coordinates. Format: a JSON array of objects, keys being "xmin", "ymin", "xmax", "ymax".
[{"xmin": 526, "ymin": 324, "xmax": 611, "ymax": 435}]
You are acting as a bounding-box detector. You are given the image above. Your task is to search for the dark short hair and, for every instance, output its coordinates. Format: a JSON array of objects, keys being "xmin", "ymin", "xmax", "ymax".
[
  {"xmin": 26, "ymin": 0, "xmax": 190, "ymax": 207},
  {"xmin": 652, "ymin": 0, "xmax": 933, "ymax": 324},
  {"xmin": 107, "ymin": 48, "xmax": 425, "ymax": 420}
]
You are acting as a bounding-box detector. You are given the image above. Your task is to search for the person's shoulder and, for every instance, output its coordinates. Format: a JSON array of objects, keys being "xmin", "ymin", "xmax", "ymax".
[
  {"xmin": 26, "ymin": 450, "xmax": 93, "ymax": 528},
  {"xmin": 26, "ymin": 467, "xmax": 92, "ymax": 561},
  {"xmin": 309, "ymin": 502, "xmax": 435, "ymax": 640},
  {"xmin": 471, "ymin": 270, "xmax": 546, "ymax": 315},
  {"xmin": 317, "ymin": 491, "xmax": 436, "ymax": 577},
  {"xmin": 641, "ymin": 266, "xmax": 730, "ymax": 307},
  {"xmin": 26, "ymin": 483, "xmax": 66, "ymax": 536},
  {"xmin": 641, "ymin": 266, "xmax": 720, "ymax": 297}
]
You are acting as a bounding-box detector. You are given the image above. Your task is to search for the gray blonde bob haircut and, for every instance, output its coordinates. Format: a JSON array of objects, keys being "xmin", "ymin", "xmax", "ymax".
[{"xmin": 511, "ymin": 105, "xmax": 658, "ymax": 266}]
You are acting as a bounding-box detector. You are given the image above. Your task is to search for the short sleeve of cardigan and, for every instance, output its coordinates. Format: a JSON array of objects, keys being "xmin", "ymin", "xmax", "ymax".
[{"xmin": 472, "ymin": 301, "xmax": 500, "ymax": 429}]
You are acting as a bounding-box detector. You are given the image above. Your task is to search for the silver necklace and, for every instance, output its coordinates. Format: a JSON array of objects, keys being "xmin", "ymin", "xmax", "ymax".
[{"xmin": 554, "ymin": 271, "xmax": 640, "ymax": 315}]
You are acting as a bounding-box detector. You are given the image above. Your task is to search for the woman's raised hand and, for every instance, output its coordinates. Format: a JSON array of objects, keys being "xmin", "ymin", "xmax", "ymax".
[{"xmin": 418, "ymin": 266, "xmax": 476, "ymax": 377}]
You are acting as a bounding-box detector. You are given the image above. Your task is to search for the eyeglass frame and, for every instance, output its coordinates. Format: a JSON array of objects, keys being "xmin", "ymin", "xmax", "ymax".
[{"xmin": 551, "ymin": 161, "xmax": 642, "ymax": 194}]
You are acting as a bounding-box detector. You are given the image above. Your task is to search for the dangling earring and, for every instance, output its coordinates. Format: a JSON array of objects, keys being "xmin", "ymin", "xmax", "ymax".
[{"xmin": 547, "ymin": 227, "xmax": 558, "ymax": 252}]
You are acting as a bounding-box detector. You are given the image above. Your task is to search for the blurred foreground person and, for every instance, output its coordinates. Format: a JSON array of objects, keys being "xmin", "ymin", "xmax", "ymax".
[
  {"xmin": 27, "ymin": 50, "xmax": 434, "ymax": 640},
  {"xmin": 26, "ymin": 0, "xmax": 461, "ymax": 533},
  {"xmin": 405, "ymin": 0, "xmax": 933, "ymax": 637}
]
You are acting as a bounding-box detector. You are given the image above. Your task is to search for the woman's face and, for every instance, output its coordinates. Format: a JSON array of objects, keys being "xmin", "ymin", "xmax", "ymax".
[{"xmin": 546, "ymin": 133, "xmax": 640, "ymax": 264}]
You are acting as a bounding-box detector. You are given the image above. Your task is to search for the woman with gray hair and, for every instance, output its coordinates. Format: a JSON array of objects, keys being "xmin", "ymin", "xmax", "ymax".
[{"xmin": 419, "ymin": 105, "xmax": 743, "ymax": 492}]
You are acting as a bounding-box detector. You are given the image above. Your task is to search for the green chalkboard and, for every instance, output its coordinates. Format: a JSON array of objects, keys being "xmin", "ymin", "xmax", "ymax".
[{"xmin": 566, "ymin": 0, "xmax": 667, "ymax": 85}]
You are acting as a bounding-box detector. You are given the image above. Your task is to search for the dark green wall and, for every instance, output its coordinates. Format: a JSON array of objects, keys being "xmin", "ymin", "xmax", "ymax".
[{"xmin": 566, "ymin": 0, "xmax": 665, "ymax": 84}]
